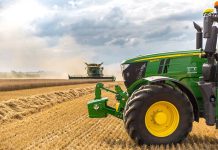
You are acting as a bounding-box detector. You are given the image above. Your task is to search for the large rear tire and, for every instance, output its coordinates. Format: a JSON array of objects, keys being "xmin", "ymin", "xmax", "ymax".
[{"xmin": 123, "ymin": 84, "xmax": 193, "ymax": 145}]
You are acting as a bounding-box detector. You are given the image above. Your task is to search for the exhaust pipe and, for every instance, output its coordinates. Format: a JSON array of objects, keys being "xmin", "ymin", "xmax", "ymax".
[{"xmin": 193, "ymin": 22, "xmax": 203, "ymax": 49}]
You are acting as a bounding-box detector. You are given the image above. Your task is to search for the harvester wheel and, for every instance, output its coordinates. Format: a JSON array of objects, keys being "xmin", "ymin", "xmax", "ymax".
[{"xmin": 123, "ymin": 84, "xmax": 193, "ymax": 145}]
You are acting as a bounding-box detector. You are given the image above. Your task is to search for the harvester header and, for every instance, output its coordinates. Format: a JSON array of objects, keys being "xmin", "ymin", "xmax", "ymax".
[{"xmin": 68, "ymin": 62, "xmax": 115, "ymax": 81}]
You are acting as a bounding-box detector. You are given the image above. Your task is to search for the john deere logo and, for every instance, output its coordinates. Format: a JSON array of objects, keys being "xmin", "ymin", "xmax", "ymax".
[{"xmin": 187, "ymin": 67, "xmax": 197, "ymax": 74}]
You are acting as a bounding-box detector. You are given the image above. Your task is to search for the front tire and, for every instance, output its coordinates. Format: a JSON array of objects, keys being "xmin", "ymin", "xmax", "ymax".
[{"xmin": 123, "ymin": 84, "xmax": 193, "ymax": 145}]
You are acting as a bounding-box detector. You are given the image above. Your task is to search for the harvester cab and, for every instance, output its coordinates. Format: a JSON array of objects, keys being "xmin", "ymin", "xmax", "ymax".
[
  {"xmin": 87, "ymin": 1, "xmax": 218, "ymax": 145},
  {"xmin": 85, "ymin": 62, "xmax": 104, "ymax": 77}
]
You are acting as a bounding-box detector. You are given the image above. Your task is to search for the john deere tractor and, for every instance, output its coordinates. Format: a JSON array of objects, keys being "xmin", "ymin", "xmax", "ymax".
[{"xmin": 87, "ymin": 2, "xmax": 218, "ymax": 145}]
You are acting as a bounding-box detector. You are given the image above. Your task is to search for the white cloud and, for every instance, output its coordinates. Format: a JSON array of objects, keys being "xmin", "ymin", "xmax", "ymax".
[{"xmin": 0, "ymin": 0, "xmax": 51, "ymax": 29}]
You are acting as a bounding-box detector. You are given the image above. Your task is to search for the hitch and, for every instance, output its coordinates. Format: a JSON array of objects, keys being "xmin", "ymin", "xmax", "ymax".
[{"xmin": 87, "ymin": 83, "xmax": 128, "ymax": 119}]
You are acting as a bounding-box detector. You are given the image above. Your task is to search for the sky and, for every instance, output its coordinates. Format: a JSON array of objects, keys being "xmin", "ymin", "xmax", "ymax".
[{"xmin": 0, "ymin": 0, "xmax": 216, "ymax": 79}]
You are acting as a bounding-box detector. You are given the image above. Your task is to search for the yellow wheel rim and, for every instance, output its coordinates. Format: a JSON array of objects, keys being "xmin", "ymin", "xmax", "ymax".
[{"xmin": 145, "ymin": 101, "xmax": 179, "ymax": 137}]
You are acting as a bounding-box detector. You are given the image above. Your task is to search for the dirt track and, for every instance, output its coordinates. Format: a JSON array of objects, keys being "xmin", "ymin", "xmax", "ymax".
[{"xmin": 0, "ymin": 82, "xmax": 218, "ymax": 149}]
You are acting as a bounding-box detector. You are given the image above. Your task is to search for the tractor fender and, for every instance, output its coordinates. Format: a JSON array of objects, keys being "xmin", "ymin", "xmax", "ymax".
[{"xmin": 128, "ymin": 76, "xmax": 199, "ymax": 122}]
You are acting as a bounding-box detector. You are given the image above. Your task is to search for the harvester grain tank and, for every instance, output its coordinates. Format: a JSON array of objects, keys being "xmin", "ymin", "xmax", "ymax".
[
  {"xmin": 68, "ymin": 62, "xmax": 115, "ymax": 81},
  {"xmin": 87, "ymin": 1, "xmax": 218, "ymax": 145}
]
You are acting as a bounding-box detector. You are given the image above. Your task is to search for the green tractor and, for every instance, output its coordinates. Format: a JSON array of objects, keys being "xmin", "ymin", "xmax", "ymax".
[{"xmin": 87, "ymin": 2, "xmax": 218, "ymax": 145}]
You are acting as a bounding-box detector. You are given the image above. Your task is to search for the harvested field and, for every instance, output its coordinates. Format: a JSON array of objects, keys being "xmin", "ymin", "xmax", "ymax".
[
  {"xmin": 0, "ymin": 82, "xmax": 218, "ymax": 149},
  {"xmin": 0, "ymin": 79, "xmax": 113, "ymax": 91},
  {"xmin": 0, "ymin": 82, "xmax": 122, "ymax": 102},
  {"xmin": 0, "ymin": 83, "xmax": 116, "ymax": 124}
]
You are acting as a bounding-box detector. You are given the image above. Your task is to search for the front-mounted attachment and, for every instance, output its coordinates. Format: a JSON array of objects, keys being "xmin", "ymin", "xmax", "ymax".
[{"xmin": 87, "ymin": 83, "xmax": 128, "ymax": 119}]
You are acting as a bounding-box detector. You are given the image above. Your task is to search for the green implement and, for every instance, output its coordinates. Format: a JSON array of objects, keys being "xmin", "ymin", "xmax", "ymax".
[{"xmin": 88, "ymin": 83, "xmax": 128, "ymax": 119}]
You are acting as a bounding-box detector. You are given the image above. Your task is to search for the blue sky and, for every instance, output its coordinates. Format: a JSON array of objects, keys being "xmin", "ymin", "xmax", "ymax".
[{"xmin": 0, "ymin": 0, "xmax": 216, "ymax": 79}]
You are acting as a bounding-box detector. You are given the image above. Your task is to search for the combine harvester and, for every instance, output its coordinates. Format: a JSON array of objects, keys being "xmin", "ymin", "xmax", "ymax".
[
  {"xmin": 68, "ymin": 62, "xmax": 115, "ymax": 82},
  {"xmin": 87, "ymin": 1, "xmax": 218, "ymax": 145}
]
